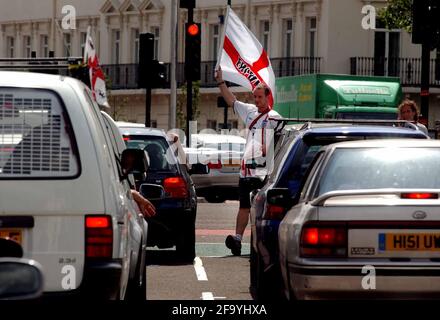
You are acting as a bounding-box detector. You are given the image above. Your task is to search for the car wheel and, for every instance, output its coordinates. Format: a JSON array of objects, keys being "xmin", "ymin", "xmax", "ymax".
[
  {"xmin": 255, "ymin": 255, "xmax": 285, "ymax": 302},
  {"xmin": 125, "ymin": 247, "xmax": 147, "ymax": 300},
  {"xmin": 176, "ymin": 213, "xmax": 196, "ymax": 263},
  {"xmin": 204, "ymin": 194, "xmax": 226, "ymax": 203}
]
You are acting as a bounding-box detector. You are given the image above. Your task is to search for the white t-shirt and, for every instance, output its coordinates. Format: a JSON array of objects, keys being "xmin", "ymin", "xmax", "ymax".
[{"xmin": 233, "ymin": 100, "xmax": 281, "ymax": 178}]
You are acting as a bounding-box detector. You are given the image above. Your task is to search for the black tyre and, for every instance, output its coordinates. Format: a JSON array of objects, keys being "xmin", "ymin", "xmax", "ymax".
[
  {"xmin": 176, "ymin": 213, "xmax": 196, "ymax": 263},
  {"xmin": 125, "ymin": 248, "xmax": 147, "ymax": 300},
  {"xmin": 204, "ymin": 194, "xmax": 226, "ymax": 203}
]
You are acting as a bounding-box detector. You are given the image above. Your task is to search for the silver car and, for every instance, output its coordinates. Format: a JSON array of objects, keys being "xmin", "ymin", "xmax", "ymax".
[
  {"xmin": 185, "ymin": 134, "xmax": 245, "ymax": 203},
  {"xmin": 278, "ymin": 139, "xmax": 440, "ymax": 300}
]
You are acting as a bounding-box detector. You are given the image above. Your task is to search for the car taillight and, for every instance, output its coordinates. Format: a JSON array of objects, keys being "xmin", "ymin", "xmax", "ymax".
[
  {"xmin": 300, "ymin": 222, "xmax": 347, "ymax": 258},
  {"xmin": 123, "ymin": 135, "xmax": 130, "ymax": 141},
  {"xmin": 264, "ymin": 204, "xmax": 286, "ymax": 220},
  {"xmin": 85, "ymin": 215, "xmax": 113, "ymax": 259},
  {"xmin": 208, "ymin": 162, "xmax": 222, "ymax": 169},
  {"xmin": 164, "ymin": 176, "xmax": 188, "ymax": 198},
  {"xmin": 401, "ymin": 192, "xmax": 438, "ymax": 199}
]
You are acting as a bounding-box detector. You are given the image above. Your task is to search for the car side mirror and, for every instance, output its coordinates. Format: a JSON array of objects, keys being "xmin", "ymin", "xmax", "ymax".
[
  {"xmin": 0, "ymin": 258, "xmax": 44, "ymax": 300},
  {"xmin": 189, "ymin": 163, "xmax": 210, "ymax": 175},
  {"xmin": 139, "ymin": 183, "xmax": 166, "ymax": 200},
  {"xmin": 267, "ymin": 188, "xmax": 292, "ymax": 208},
  {"xmin": 121, "ymin": 148, "xmax": 149, "ymax": 181}
]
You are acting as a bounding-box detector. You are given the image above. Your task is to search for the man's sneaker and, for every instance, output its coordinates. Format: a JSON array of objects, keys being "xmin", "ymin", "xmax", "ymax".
[{"xmin": 225, "ymin": 235, "xmax": 242, "ymax": 256}]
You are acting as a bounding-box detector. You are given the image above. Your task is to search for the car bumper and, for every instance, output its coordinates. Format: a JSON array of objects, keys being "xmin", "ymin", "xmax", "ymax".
[
  {"xmin": 147, "ymin": 209, "xmax": 195, "ymax": 248},
  {"xmin": 287, "ymin": 264, "xmax": 440, "ymax": 300},
  {"xmin": 191, "ymin": 172, "xmax": 239, "ymax": 189},
  {"xmin": 43, "ymin": 260, "xmax": 122, "ymax": 299}
]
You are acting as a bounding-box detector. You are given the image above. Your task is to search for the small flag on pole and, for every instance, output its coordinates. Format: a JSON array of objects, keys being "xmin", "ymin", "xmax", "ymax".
[{"xmin": 83, "ymin": 26, "xmax": 110, "ymax": 108}]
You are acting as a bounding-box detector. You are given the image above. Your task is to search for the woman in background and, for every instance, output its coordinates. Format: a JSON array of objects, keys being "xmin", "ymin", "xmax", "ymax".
[{"xmin": 398, "ymin": 99, "xmax": 429, "ymax": 136}]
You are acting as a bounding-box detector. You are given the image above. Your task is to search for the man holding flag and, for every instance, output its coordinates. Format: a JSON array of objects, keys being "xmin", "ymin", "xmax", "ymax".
[{"xmin": 215, "ymin": 6, "xmax": 281, "ymax": 256}]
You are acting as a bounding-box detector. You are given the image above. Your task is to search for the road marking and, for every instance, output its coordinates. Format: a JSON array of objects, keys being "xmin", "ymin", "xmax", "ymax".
[
  {"xmin": 194, "ymin": 256, "xmax": 208, "ymax": 281},
  {"xmin": 202, "ymin": 292, "xmax": 214, "ymax": 300}
]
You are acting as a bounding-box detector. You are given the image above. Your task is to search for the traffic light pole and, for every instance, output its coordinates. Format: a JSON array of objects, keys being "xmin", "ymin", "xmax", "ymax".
[
  {"xmin": 420, "ymin": 42, "xmax": 430, "ymax": 125},
  {"xmin": 186, "ymin": 7, "xmax": 194, "ymax": 144},
  {"xmin": 145, "ymin": 87, "xmax": 152, "ymax": 127}
]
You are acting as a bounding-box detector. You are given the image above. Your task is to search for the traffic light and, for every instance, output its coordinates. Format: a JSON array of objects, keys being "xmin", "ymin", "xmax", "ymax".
[
  {"xmin": 151, "ymin": 60, "xmax": 167, "ymax": 88},
  {"xmin": 185, "ymin": 22, "xmax": 201, "ymax": 81},
  {"xmin": 412, "ymin": 0, "xmax": 440, "ymax": 46},
  {"xmin": 180, "ymin": 0, "xmax": 195, "ymax": 9},
  {"xmin": 138, "ymin": 33, "xmax": 167, "ymax": 88}
]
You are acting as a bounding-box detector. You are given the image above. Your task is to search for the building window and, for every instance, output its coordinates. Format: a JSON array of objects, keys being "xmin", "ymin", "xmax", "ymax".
[
  {"xmin": 151, "ymin": 27, "xmax": 160, "ymax": 60},
  {"xmin": 374, "ymin": 19, "xmax": 400, "ymax": 77},
  {"xmin": 63, "ymin": 33, "xmax": 71, "ymax": 57},
  {"xmin": 260, "ymin": 20, "xmax": 270, "ymax": 53},
  {"xmin": 112, "ymin": 30, "xmax": 120, "ymax": 64},
  {"xmin": 207, "ymin": 120, "xmax": 217, "ymax": 130},
  {"xmin": 6, "ymin": 37, "xmax": 14, "ymax": 58},
  {"xmin": 23, "ymin": 36, "xmax": 31, "ymax": 58},
  {"xmin": 283, "ymin": 19, "xmax": 293, "ymax": 57},
  {"xmin": 80, "ymin": 32, "xmax": 87, "ymax": 56},
  {"xmin": 132, "ymin": 29, "xmax": 140, "ymax": 63},
  {"xmin": 40, "ymin": 35, "xmax": 49, "ymax": 57},
  {"xmin": 306, "ymin": 17, "xmax": 317, "ymax": 57},
  {"xmin": 211, "ymin": 24, "xmax": 219, "ymax": 60}
]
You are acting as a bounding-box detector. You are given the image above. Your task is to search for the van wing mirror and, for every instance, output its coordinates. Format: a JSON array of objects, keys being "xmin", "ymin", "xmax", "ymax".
[
  {"xmin": 121, "ymin": 148, "xmax": 149, "ymax": 179},
  {"xmin": 139, "ymin": 183, "xmax": 165, "ymax": 200},
  {"xmin": 189, "ymin": 163, "xmax": 210, "ymax": 175},
  {"xmin": 267, "ymin": 188, "xmax": 292, "ymax": 207}
]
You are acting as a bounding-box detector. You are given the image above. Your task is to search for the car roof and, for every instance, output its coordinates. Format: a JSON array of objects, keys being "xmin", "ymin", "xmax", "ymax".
[
  {"xmin": 0, "ymin": 71, "xmax": 83, "ymax": 91},
  {"xmin": 326, "ymin": 138, "xmax": 440, "ymax": 149},
  {"xmin": 301, "ymin": 125, "xmax": 428, "ymax": 138},
  {"xmin": 116, "ymin": 122, "xmax": 167, "ymax": 137}
]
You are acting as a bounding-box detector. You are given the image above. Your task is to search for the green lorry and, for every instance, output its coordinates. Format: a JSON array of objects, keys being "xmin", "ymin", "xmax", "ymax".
[{"xmin": 274, "ymin": 74, "xmax": 403, "ymax": 120}]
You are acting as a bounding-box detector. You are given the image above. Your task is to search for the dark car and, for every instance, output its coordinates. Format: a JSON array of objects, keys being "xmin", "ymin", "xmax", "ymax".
[
  {"xmin": 249, "ymin": 122, "xmax": 429, "ymax": 301},
  {"xmin": 117, "ymin": 122, "xmax": 202, "ymax": 262}
]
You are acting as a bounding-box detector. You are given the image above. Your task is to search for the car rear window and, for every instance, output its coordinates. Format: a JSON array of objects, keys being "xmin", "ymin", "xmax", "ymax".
[
  {"xmin": 317, "ymin": 147, "xmax": 440, "ymax": 195},
  {"xmin": 0, "ymin": 88, "xmax": 79, "ymax": 178},
  {"xmin": 124, "ymin": 135, "xmax": 178, "ymax": 172}
]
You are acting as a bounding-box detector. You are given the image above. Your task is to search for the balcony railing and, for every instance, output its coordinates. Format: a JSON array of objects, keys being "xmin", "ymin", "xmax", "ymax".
[
  {"xmin": 102, "ymin": 57, "xmax": 322, "ymax": 90},
  {"xmin": 350, "ymin": 57, "xmax": 440, "ymax": 87}
]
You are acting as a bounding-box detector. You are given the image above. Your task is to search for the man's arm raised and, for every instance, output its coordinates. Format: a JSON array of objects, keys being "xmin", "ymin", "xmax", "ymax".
[{"xmin": 215, "ymin": 66, "xmax": 236, "ymax": 108}]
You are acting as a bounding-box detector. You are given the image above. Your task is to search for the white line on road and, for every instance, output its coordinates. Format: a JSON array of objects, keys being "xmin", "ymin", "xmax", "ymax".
[
  {"xmin": 194, "ymin": 256, "xmax": 208, "ymax": 281},
  {"xmin": 202, "ymin": 292, "xmax": 214, "ymax": 300}
]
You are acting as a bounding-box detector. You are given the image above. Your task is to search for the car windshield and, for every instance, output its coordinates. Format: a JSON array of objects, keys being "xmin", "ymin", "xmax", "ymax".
[
  {"xmin": 125, "ymin": 135, "xmax": 178, "ymax": 172},
  {"xmin": 317, "ymin": 147, "xmax": 440, "ymax": 196}
]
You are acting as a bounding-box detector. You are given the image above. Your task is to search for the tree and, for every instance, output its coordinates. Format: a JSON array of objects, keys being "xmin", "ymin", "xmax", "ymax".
[
  {"xmin": 176, "ymin": 81, "xmax": 201, "ymax": 131},
  {"xmin": 377, "ymin": 0, "xmax": 412, "ymax": 32}
]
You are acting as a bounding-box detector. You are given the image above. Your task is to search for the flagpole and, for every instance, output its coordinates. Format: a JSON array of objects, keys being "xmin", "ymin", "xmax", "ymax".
[
  {"xmin": 169, "ymin": 0, "xmax": 178, "ymax": 130},
  {"xmin": 215, "ymin": 6, "xmax": 230, "ymax": 71}
]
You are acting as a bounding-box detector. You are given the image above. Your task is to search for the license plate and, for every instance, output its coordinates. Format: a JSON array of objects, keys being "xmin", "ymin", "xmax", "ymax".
[
  {"xmin": 0, "ymin": 229, "xmax": 22, "ymax": 245},
  {"xmin": 379, "ymin": 233, "xmax": 440, "ymax": 251}
]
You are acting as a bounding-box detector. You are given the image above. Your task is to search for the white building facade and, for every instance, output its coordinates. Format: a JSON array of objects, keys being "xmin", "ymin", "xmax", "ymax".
[{"xmin": 0, "ymin": 0, "xmax": 439, "ymax": 130}]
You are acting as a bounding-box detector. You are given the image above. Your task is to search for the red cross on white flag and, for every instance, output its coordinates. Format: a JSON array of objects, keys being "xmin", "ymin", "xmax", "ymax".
[
  {"xmin": 83, "ymin": 26, "xmax": 110, "ymax": 108},
  {"xmin": 216, "ymin": 6, "xmax": 276, "ymax": 108}
]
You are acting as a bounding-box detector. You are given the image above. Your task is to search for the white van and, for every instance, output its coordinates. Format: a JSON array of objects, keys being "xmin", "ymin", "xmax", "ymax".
[{"xmin": 0, "ymin": 71, "xmax": 149, "ymax": 299}]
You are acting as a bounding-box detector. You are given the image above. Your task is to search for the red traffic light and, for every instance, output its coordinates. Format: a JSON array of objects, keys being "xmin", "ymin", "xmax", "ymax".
[{"xmin": 187, "ymin": 23, "xmax": 199, "ymax": 36}]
